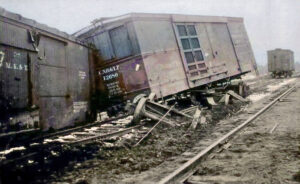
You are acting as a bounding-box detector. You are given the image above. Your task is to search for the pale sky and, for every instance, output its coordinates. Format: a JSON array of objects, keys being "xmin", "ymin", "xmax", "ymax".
[{"xmin": 0, "ymin": 0, "xmax": 299, "ymax": 65}]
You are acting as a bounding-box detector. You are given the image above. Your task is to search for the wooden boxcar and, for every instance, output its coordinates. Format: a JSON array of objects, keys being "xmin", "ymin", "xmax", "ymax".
[
  {"xmin": 75, "ymin": 13, "xmax": 258, "ymax": 108},
  {"xmin": 0, "ymin": 7, "xmax": 94, "ymax": 130},
  {"xmin": 268, "ymin": 48, "xmax": 294, "ymax": 78}
]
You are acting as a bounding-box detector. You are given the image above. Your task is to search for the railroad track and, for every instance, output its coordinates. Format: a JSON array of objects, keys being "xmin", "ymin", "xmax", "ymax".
[
  {"xmin": 0, "ymin": 114, "xmax": 157, "ymax": 184},
  {"xmin": 155, "ymin": 85, "xmax": 297, "ymax": 184},
  {"xmin": 0, "ymin": 104, "xmax": 195, "ymax": 167},
  {"xmin": 0, "ymin": 74, "xmax": 293, "ymax": 157},
  {"xmin": 1, "ymin": 76, "xmax": 298, "ymax": 183},
  {"xmin": 246, "ymin": 73, "xmax": 300, "ymax": 93},
  {"xmin": 0, "ymin": 115, "xmax": 146, "ymax": 166},
  {"xmin": 0, "ymin": 114, "xmax": 129, "ymax": 149}
]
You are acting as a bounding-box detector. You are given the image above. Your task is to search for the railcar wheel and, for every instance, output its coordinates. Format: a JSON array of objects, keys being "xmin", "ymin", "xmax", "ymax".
[
  {"xmin": 132, "ymin": 97, "xmax": 147, "ymax": 124},
  {"xmin": 132, "ymin": 94, "xmax": 147, "ymax": 104}
]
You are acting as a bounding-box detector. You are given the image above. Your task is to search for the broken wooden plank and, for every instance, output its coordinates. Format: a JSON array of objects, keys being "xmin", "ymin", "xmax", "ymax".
[
  {"xmin": 207, "ymin": 97, "xmax": 218, "ymax": 106},
  {"xmin": 189, "ymin": 108, "xmax": 201, "ymax": 130},
  {"xmin": 147, "ymin": 101, "xmax": 193, "ymax": 119},
  {"xmin": 181, "ymin": 106, "xmax": 197, "ymax": 114},
  {"xmin": 227, "ymin": 90, "xmax": 249, "ymax": 102}
]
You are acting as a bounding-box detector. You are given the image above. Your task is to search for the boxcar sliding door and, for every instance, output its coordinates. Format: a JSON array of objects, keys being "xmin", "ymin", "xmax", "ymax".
[{"xmin": 37, "ymin": 36, "xmax": 68, "ymax": 130}]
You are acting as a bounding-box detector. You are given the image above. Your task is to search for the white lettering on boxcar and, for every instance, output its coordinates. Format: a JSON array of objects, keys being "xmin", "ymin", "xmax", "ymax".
[
  {"xmin": 73, "ymin": 101, "xmax": 88, "ymax": 113},
  {"xmin": 78, "ymin": 71, "xmax": 86, "ymax": 79},
  {"xmin": 99, "ymin": 65, "xmax": 119, "ymax": 75},
  {"xmin": 103, "ymin": 72, "xmax": 119, "ymax": 81},
  {"xmin": 0, "ymin": 51, "xmax": 28, "ymax": 71},
  {"xmin": 5, "ymin": 62, "xmax": 11, "ymax": 69},
  {"xmin": 99, "ymin": 65, "xmax": 120, "ymax": 81},
  {"xmin": 0, "ymin": 51, "xmax": 4, "ymax": 67},
  {"xmin": 106, "ymin": 81, "xmax": 122, "ymax": 97}
]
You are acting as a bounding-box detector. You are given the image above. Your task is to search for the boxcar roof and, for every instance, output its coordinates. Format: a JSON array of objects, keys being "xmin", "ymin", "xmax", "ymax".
[
  {"xmin": 268, "ymin": 48, "xmax": 293, "ymax": 53},
  {"xmin": 0, "ymin": 7, "xmax": 83, "ymax": 44},
  {"xmin": 73, "ymin": 12, "xmax": 244, "ymax": 37}
]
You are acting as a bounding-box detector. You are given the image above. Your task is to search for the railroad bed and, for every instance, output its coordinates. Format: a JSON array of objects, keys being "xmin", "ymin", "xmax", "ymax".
[
  {"xmin": 0, "ymin": 115, "xmax": 147, "ymax": 164},
  {"xmin": 0, "ymin": 76, "xmax": 298, "ymax": 183},
  {"xmin": 114, "ymin": 77, "xmax": 298, "ymax": 184},
  {"xmin": 187, "ymin": 83, "xmax": 300, "ymax": 184}
]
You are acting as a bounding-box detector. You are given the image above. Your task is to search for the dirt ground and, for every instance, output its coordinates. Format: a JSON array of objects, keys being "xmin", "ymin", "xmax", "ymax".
[
  {"xmin": 49, "ymin": 102, "xmax": 245, "ymax": 184},
  {"xmin": 45, "ymin": 77, "xmax": 299, "ymax": 184},
  {"xmin": 190, "ymin": 81, "xmax": 300, "ymax": 184}
]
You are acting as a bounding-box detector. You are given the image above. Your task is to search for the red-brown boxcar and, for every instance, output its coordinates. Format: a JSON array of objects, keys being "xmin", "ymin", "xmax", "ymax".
[{"xmin": 75, "ymin": 13, "xmax": 258, "ymax": 108}]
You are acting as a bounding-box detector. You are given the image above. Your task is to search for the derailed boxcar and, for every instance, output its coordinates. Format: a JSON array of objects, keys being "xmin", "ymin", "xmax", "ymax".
[
  {"xmin": 0, "ymin": 7, "xmax": 94, "ymax": 130},
  {"xmin": 75, "ymin": 13, "xmax": 258, "ymax": 109},
  {"xmin": 268, "ymin": 48, "xmax": 294, "ymax": 78}
]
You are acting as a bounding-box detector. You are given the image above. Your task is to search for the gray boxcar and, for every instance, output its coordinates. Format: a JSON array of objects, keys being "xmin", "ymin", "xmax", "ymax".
[
  {"xmin": 75, "ymin": 13, "xmax": 258, "ymax": 105},
  {"xmin": 268, "ymin": 48, "xmax": 294, "ymax": 78},
  {"xmin": 0, "ymin": 7, "xmax": 94, "ymax": 130}
]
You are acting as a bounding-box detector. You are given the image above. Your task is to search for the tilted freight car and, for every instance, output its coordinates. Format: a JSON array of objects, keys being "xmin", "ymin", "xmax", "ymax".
[
  {"xmin": 0, "ymin": 7, "xmax": 95, "ymax": 131},
  {"xmin": 268, "ymin": 48, "xmax": 294, "ymax": 78},
  {"xmin": 75, "ymin": 13, "xmax": 258, "ymax": 111}
]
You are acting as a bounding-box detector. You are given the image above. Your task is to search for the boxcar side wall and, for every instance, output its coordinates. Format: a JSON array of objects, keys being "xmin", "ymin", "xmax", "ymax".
[
  {"xmin": 0, "ymin": 16, "xmax": 91, "ymax": 130},
  {"xmin": 38, "ymin": 37, "xmax": 91, "ymax": 129},
  {"xmin": 0, "ymin": 19, "xmax": 36, "ymax": 126},
  {"xmin": 133, "ymin": 17, "xmax": 250, "ymax": 98},
  {"xmin": 95, "ymin": 56, "xmax": 150, "ymax": 101},
  {"xmin": 173, "ymin": 21, "xmax": 240, "ymax": 88},
  {"xmin": 0, "ymin": 45, "xmax": 30, "ymax": 111},
  {"xmin": 133, "ymin": 19, "xmax": 189, "ymax": 98}
]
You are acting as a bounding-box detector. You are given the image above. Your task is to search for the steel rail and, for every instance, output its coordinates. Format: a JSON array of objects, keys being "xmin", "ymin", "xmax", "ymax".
[
  {"xmin": 68, "ymin": 124, "xmax": 143, "ymax": 145},
  {"xmin": 0, "ymin": 115, "xmax": 132, "ymax": 166},
  {"xmin": 0, "ymin": 115, "xmax": 130, "ymax": 153},
  {"xmin": 158, "ymin": 85, "xmax": 296, "ymax": 184},
  {"xmin": 0, "ymin": 128, "xmax": 39, "ymax": 138},
  {"xmin": 32, "ymin": 114, "xmax": 130, "ymax": 141},
  {"xmin": 0, "ymin": 125, "xmax": 142, "ymax": 166}
]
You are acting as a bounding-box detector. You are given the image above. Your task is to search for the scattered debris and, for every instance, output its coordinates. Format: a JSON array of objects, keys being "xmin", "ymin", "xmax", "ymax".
[
  {"xmin": 267, "ymin": 78, "xmax": 296, "ymax": 92},
  {"xmin": 134, "ymin": 104, "xmax": 176, "ymax": 147},
  {"xmin": 30, "ymin": 142, "xmax": 40, "ymax": 146},
  {"xmin": 247, "ymin": 93, "xmax": 270, "ymax": 102},
  {"xmin": 51, "ymin": 151, "xmax": 59, "ymax": 156},
  {"xmin": 43, "ymin": 139, "xmax": 56, "ymax": 144},
  {"xmin": 189, "ymin": 108, "xmax": 201, "ymax": 130},
  {"xmin": 226, "ymin": 90, "xmax": 249, "ymax": 103},
  {"xmin": 58, "ymin": 135, "xmax": 77, "ymax": 140},
  {"xmin": 0, "ymin": 146, "xmax": 26, "ymax": 155},
  {"xmin": 84, "ymin": 127, "xmax": 100, "ymax": 132},
  {"xmin": 97, "ymin": 112, "xmax": 110, "ymax": 122}
]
